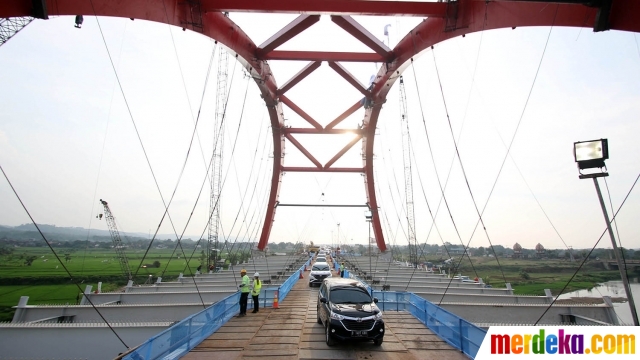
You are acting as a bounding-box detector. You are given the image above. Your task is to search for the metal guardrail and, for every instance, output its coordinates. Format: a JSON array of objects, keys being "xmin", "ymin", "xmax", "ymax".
[
  {"xmin": 342, "ymin": 271, "xmax": 485, "ymax": 359},
  {"xmin": 122, "ymin": 258, "xmax": 311, "ymax": 360},
  {"xmin": 121, "ymin": 292, "xmax": 239, "ymax": 360},
  {"xmin": 372, "ymin": 291, "xmax": 486, "ymax": 359}
]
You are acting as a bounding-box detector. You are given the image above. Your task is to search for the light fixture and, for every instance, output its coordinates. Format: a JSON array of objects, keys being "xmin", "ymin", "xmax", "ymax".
[
  {"xmin": 74, "ymin": 15, "xmax": 83, "ymax": 28},
  {"xmin": 573, "ymin": 138, "xmax": 608, "ymax": 171},
  {"xmin": 365, "ymin": 210, "xmax": 373, "ymax": 221},
  {"xmin": 573, "ymin": 139, "xmax": 638, "ymax": 325}
]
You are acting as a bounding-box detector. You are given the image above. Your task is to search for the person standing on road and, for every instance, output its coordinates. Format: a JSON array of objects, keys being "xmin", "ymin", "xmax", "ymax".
[
  {"xmin": 251, "ymin": 272, "xmax": 262, "ymax": 313},
  {"xmin": 340, "ymin": 262, "xmax": 345, "ymax": 278},
  {"xmin": 238, "ymin": 269, "xmax": 250, "ymax": 316}
]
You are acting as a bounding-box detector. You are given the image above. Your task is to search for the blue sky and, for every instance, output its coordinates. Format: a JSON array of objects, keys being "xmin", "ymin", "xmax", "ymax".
[{"xmin": 1, "ymin": 14, "xmax": 639, "ymax": 252}]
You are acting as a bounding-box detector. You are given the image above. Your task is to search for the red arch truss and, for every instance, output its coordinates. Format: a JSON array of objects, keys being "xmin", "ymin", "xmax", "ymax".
[{"xmin": 2, "ymin": 0, "xmax": 639, "ymax": 252}]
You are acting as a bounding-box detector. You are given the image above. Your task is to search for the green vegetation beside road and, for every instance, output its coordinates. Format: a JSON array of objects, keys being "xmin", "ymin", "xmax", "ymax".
[
  {"xmin": 440, "ymin": 256, "xmax": 629, "ymax": 296},
  {"xmin": 0, "ymin": 247, "xmax": 252, "ymax": 321}
]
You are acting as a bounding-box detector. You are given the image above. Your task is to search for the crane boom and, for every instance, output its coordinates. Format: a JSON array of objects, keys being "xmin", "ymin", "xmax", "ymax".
[
  {"xmin": 100, "ymin": 199, "xmax": 132, "ymax": 280},
  {"xmin": 398, "ymin": 76, "xmax": 418, "ymax": 266}
]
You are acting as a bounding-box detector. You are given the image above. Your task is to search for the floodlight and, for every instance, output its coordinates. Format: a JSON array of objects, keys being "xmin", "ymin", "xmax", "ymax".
[
  {"xmin": 572, "ymin": 138, "xmax": 638, "ymax": 325},
  {"xmin": 573, "ymin": 139, "xmax": 608, "ymax": 170},
  {"xmin": 74, "ymin": 15, "xmax": 83, "ymax": 28},
  {"xmin": 365, "ymin": 210, "xmax": 373, "ymax": 220}
]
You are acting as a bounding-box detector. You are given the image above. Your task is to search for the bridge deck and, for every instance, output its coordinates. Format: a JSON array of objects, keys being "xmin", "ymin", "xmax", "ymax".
[{"xmin": 183, "ymin": 271, "xmax": 466, "ymax": 360}]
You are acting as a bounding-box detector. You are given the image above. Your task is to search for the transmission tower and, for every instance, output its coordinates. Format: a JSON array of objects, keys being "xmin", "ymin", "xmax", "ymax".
[
  {"xmin": 398, "ymin": 76, "xmax": 418, "ymax": 266},
  {"xmin": 0, "ymin": 17, "xmax": 34, "ymax": 47},
  {"xmin": 99, "ymin": 199, "xmax": 132, "ymax": 281},
  {"xmin": 208, "ymin": 29, "xmax": 229, "ymax": 270}
]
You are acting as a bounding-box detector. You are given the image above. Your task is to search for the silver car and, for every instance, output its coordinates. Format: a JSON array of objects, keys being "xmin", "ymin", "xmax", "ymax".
[{"xmin": 309, "ymin": 262, "xmax": 332, "ymax": 287}]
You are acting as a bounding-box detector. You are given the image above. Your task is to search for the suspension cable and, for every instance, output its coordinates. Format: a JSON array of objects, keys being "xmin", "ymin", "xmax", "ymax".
[
  {"xmin": 234, "ymin": 122, "xmax": 270, "ymax": 250},
  {"xmin": 451, "ymin": 34, "xmax": 575, "ymax": 258},
  {"xmin": 373, "ymin": 158, "xmax": 408, "ymax": 285},
  {"xmin": 225, "ymin": 122, "xmax": 273, "ymax": 272},
  {"xmin": 409, "ymin": 58, "xmax": 481, "ymax": 282},
  {"xmin": 160, "ymin": 0, "xmax": 224, "ymax": 181},
  {"xmin": 449, "ymin": 6, "xmax": 560, "ymax": 285},
  {"xmin": 162, "ymin": 54, "xmax": 238, "ymax": 278},
  {"xmin": 430, "ymin": 49, "xmax": 501, "ymax": 283},
  {"xmin": 409, "ymin": 2, "xmax": 490, "ymax": 280},
  {"xmin": 86, "ymin": 0, "xmax": 205, "ymax": 285},
  {"xmin": 405, "ymin": 132, "xmax": 469, "ymax": 291},
  {"xmin": 604, "ymin": 177, "xmax": 632, "ymax": 290},
  {"xmin": 230, "ymin": 118, "xmax": 267, "ymax": 239},
  {"xmin": 178, "ymin": 74, "xmax": 248, "ymax": 287},
  {"xmin": 81, "ymin": 18, "xmax": 130, "ymax": 276},
  {"xmin": 133, "ymin": 43, "xmax": 222, "ymax": 280},
  {"xmin": 154, "ymin": 40, "xmax": 218, "ymax": 275},
  {"xmin": 379, "ymin": 117, "xmax": 451, "ymax": 285}
]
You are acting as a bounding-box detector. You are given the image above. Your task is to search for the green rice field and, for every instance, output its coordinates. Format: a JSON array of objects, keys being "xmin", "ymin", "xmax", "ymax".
[{"xmin": 0, "ymin": 247, "xmax": 209, "ymax": 321}]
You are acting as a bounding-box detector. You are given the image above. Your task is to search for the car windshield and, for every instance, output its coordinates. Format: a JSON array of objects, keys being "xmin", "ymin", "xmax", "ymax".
[
  {"xmin": 312, "ymin": 265, "xmax": 330, "ymax": 271},
  {"xmin": 316, "ymin": 257, "xmax": 326, "ymax": 262},
  {"xmin": 330, "ymin": 288, "xmax": 372, "ymax": 304}
]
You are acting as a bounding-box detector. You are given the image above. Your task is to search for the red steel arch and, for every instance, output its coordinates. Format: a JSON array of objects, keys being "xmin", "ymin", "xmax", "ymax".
[{"xmin": 2, "ymin": 0, "xmax": 640, "ymax": 252}]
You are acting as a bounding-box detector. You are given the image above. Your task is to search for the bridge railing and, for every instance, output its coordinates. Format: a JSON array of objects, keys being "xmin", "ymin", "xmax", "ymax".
[
  {"xmin": 372, "ymin": 290, "xmax": 486, "ymax": 359},
  {"xmin": 122, "ymin": 257, "xmax": 311, "ymax": 360},
  {"xmin": 121, "ymin": 291, "xmax": 239, "ymax": 360}
]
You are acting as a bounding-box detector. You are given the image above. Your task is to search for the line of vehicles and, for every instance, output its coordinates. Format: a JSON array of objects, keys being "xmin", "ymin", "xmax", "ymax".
[{"xmin": 308, "ymin": 248, "xmax": 385, "ymax": 347}]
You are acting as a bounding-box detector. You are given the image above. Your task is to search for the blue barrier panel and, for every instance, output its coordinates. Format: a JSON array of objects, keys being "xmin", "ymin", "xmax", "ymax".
[
  {"xmin": 370, "ymin": 290, "xmax": 486, "ymax": 359},
  {"xmin": 279, "ymin": 258, "xmax": 310, "ymax": 302},
  {"xmin": 124, "ymin": 258, "xmax": 311, "ymax": 360},
  {"xmin": 124, "ymin": 292, "xmax": 239, "ymax": 360}
]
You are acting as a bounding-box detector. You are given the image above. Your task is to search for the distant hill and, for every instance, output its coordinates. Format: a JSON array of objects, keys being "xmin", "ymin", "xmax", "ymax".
[{"xmin": 0, "ymin": 224, "xmax": 200, "ymax": 242}]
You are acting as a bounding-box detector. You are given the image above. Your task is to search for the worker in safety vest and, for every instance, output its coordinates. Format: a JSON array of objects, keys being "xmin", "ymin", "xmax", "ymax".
[
  {"xmin": 251, "ymin": 272, "xmax": 262, "ymax": 313},
  {"xmin": 238, "ymin": 269, "xmax": 250, "ymax": 316},
  {"xmin": 340, "ymin": 262, "xmax": 345, "ymax": 278}
]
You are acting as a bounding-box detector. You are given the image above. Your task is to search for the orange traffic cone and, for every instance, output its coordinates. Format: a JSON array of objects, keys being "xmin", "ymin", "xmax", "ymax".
[{"xmin": 273, "ymin": 290, "xmax": 279, "ymax": 309}]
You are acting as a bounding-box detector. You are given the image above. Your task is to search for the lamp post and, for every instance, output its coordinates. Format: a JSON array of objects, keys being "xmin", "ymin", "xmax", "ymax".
[
  {"xmin": 574, "ymin": 139, "xmax": 639, "ymax": 326},
  {"xmin": 365, "ymin": 210, "xmax": 373, "ymax": 281},
  {"xmin": 337, "ymin": 223, "xmax": 340, "ymax": 258}
]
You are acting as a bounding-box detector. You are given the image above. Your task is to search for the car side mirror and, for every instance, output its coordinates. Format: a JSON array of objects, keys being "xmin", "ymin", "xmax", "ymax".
[
  {"xmin": 320, "ymin": 297, "xmax": 328, "ymax": 304},
  {"xmin": 373, "ymin": 297, "xmax": 378, "ymax": 303}
]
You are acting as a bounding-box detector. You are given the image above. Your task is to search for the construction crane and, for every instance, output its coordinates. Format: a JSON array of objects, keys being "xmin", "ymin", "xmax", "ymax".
[
  {"xmin": 0, "ymin": 17, "xmax": 34, "ymax": 47},
  {"xmin": 398, "ymin": 76, "xmax": 419, "ymax": 266},
  {"xmin": 99, "ymin": 199, "xmax": 133, "ymax": 281},
  {"xmin": 208, "ymin": 20, "xmax": 229, "ymax": 271}
]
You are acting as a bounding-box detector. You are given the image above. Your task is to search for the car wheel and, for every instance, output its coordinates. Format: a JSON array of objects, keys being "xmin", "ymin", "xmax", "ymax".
[
  {"xmin": 373, "ymin": 338, "xmax": 383, "ymax": 346},
  {"xmin": 325, "ymin": 324, "xmax": 336, "ymax": 346},
  {"xmin": 309, "ymin": 282, "xmax": 312, "ymax": 287},
  {"xmin": 317, "ymin": 306, "xmax": 322, "ymax": 324}
]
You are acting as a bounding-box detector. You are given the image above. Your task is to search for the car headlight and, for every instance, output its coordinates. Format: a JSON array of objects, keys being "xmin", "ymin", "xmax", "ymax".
[
  {"xmin": 374, "ymin": 312, "xmax": 383, "ymax": 320},
  {"xmin": 330, "ymin": 312, "xmax": 344, "ymax": 320}
]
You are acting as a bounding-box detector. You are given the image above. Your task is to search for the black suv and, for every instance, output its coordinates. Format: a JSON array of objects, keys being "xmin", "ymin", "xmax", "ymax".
[{"xmin": 317, "ymin": 278, "xmax": 384, "ymax": 346}]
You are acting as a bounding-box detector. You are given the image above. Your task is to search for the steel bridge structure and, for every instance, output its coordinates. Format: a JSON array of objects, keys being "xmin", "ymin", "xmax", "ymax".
[{"xmin": 2, "ymin": 0, "xmax": 639, "ymax": 253}]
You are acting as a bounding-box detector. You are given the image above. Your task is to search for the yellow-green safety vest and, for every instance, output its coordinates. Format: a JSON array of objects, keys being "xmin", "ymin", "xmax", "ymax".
[
  {"xmin": 241, "ymin": 275, "xmax": 251, "ymax": 293},
  {"xmin": 252, "ymin": 279, "xmax": 262, "ymax": 296}
]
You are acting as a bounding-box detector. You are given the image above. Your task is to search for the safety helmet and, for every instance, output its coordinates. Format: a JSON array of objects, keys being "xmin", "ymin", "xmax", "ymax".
[
  {"xmin": 254, "ymin": 272, "xmax": 260, "ymax": 277},
  {"xmin": 240, "ymin": 269, "xmax": 247, "ymax": 274}
]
